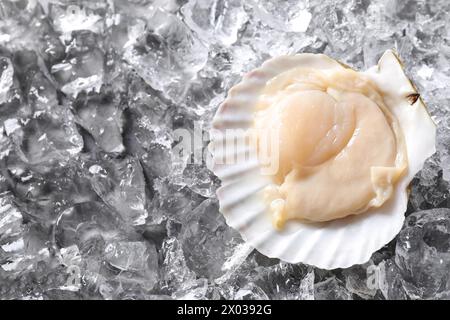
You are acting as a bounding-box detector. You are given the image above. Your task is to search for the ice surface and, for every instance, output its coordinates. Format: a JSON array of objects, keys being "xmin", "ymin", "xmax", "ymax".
[{"xmin": 0, "ymin": 0, "xmax": 450, "ymax": 300}]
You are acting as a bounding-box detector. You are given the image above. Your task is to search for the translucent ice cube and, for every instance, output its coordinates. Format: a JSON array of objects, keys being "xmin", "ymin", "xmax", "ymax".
[
  {"xmin": 181, "ymin": 0, "xmax": 248, "ymax": 46},
  {"xmin": 88, "ymin": 157, "xmax": 148, "ymax": 226},
  {"xmin": 123, "ymin": 9, "xmax": 208, "ymax": 102}
]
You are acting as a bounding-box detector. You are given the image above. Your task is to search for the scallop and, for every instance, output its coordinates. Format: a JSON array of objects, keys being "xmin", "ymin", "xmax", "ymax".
[{"xmin": 210, "ymin": 50, "xmax": 436, "ymax": 269}]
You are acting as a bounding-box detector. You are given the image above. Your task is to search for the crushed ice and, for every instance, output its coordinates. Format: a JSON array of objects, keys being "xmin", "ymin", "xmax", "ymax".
[{"xmin": 0, "ymin": 0, "xmax": 449, "ymax": 300}]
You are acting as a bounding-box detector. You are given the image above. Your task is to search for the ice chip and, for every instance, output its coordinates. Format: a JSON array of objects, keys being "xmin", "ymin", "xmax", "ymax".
[
  {"xmin": 0, "ymin": 56, "xmax": 14, "ymax": 104},
  {"xmin": 0, "ymin": 192, "xmax": 23, "ymax": 244},
  {"xmin": 161, "ymin": 237, "xmax": 196, "ymax": 289},
  {"xmin": 299, "ymin": 268, "xmax": 315, "ymax": 300}
]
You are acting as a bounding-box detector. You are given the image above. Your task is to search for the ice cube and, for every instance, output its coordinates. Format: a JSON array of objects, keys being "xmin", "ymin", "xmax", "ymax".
[
  {"xmin": 71, "ymin": 90, "xmax": 124, "ymax": 153},
  {"xmin": 9, "ymin": 107, "xmax": 83, "ymax": 165},
  {"xmin": 105, "ymin": 241, "xmax": 150, "ymax": 271},
  {"xmin": 161, "ymin": 237, "xmax": 196, "ymax": 289},
  {"xmin": 180, "ymin": 198, "xmax": 244, "ymax": 279},
  {"xmin": 178, "ymin": 163, "xmax": 219, "ymax": 198},
  {"xmin": 88, "ymin": 157, "xmax": 148, "ymax": 226},
  {"xmin": 104, "ymin": 240, "xmax": 158, "ymax": 291},
  {"xmin": 181, "ymin": 0, "xmax": 248, "ymax": 46},
  {"xmin": 314, "ymin": 276, "xmax": 352, "ymax": 300},
  {"xmin": 123, "ymin": 9, "xmax": 208, "ymax": 102},
  {"xmin": 150, "ymin": 179, "xmax": 205, "ymax": 224},
  {"xmin": 377, "ymin": 259, "xmax": 409, "ymax": 300},
  {"xmin": 234, "ymin": 283, "xmax": 269, "ymax": 300},
  {"xmin": 233, "ymin": 262, "xmax": 314, "ymax": 300},
  {"xmin": 342, "ymin": 260, "xmax": 379, "ymax": 299},
  {"xmin": 53, "ymin": 201, "xmax": 129, "ymax": 254},
  {"xmin": 394, "ymin": 208, "xmax": 450, "ymax": 299},
  {"xmin": 248, "ymin": 0, "xmax": 311, "ymax": 33},
  {"xmin": 173, "ymin": 278, "xmax": 209, "ymax": 300},
  {"xmin": 240, "ymin": 22, "xmax": 316, "ymax": 59}
]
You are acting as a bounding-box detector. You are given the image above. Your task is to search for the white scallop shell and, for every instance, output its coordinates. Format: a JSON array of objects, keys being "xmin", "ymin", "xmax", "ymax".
[{"xmin": 210, "ymin": 50, "xmax": 436, "ymax": 269}]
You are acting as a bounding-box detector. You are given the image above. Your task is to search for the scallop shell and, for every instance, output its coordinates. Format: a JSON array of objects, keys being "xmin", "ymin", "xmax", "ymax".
[{"xmin": 210, "ymin": 50, "xmax": 436, "ymax": 269}]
